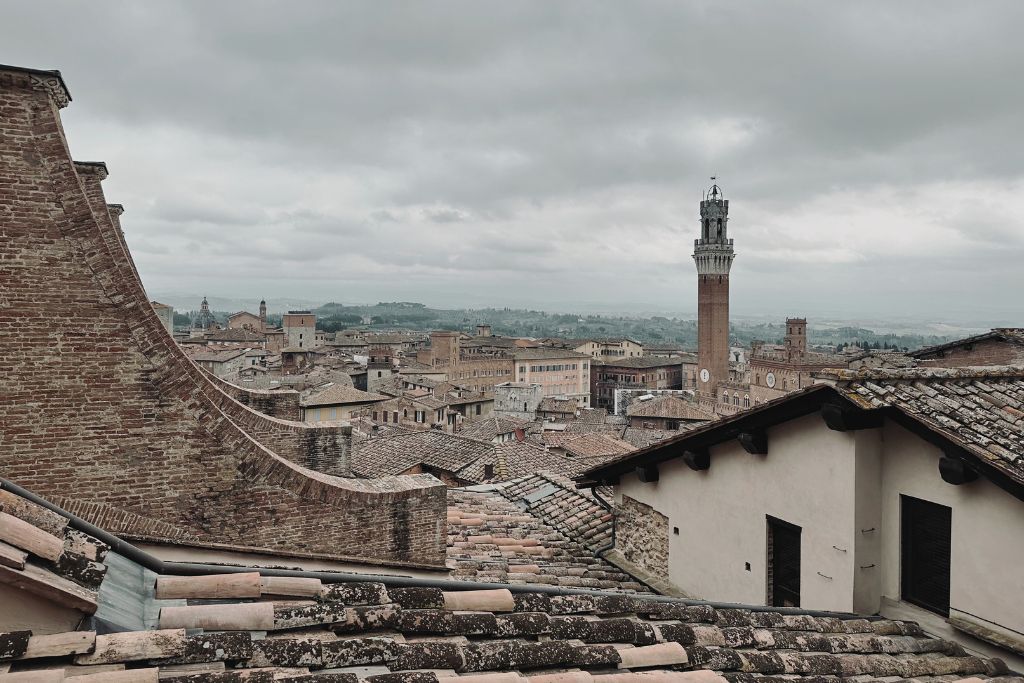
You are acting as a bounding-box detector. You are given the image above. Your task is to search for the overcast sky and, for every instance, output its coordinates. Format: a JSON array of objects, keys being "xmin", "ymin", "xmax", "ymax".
[{"xmin": 6, "ymin": 2, "xmax": 1024, "ymax": 323}]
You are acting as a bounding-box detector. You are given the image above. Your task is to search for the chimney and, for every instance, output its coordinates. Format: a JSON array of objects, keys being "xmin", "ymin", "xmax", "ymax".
[{"xmin": 476, "ymin": 324, "xmax": 492, "ymax": 337}]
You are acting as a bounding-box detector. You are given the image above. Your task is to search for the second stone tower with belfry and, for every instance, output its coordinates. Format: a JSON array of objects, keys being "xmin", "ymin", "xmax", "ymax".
[{"xmin": 693, "ymin": 182, "xmax": 735, "ymax": 401}]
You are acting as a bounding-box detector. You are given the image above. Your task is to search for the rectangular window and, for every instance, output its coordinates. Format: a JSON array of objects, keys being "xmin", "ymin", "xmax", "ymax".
[{"xmin": 901, "ymin": 495, "xmax": 952, "ymax": 615}]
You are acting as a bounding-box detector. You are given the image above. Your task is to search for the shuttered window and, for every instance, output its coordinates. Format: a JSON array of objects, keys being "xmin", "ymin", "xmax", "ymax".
[
  {"xmin": 767, "ymin": 516, "xmax": 801, "ymax": 608},
  {"xmin": 901, "ymin": 495, "xmax": 952, "ymax": 615}
]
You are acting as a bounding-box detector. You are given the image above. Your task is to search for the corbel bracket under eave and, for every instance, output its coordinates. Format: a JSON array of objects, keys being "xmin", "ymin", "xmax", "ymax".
[
  {"xmin": 821, "ymin": 402, "xmax": 884, "ymax": 432},
  {"xmin": 683, "ymin": 449, "xmax": 710, "ymax": 471},
  {"xmin": 738, "ymin": 430, "xmax": 768, "ymax": 455},
  {"xmin": 939, "ymin": 452, "xmax": 979, "ymax": 485},
  {"xmin": 636, "ymin": 464, "xmax": 659, "ymax": 483}
]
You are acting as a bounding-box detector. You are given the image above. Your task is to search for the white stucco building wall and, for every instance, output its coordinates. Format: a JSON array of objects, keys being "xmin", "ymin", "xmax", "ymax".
[
  {"xmin": 878, "ymin": 422, "xmax": 1024, "ymax": 639},
  {"xmin": 618, "ymin": 414, "xmax": 860, "ymax": 613},
  {"xmin": 614, "ymin": 411, "xmax": 1024, "ymax": 640}
]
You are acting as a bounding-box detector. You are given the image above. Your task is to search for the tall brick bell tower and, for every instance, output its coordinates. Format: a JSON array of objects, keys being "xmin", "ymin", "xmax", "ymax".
[{"xmin": 693, "ymin": 182, "xmax": 735, "ymax": 401}]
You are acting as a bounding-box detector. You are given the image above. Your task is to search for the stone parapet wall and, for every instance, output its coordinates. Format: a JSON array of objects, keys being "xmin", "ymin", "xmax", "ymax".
[
  {"xmin": 0, "ymin": 66, "xmax": 446, "ymax": 567},
  {"xmin": 616, "ymin": 495, "xmax": 669, "ymax": 580}
]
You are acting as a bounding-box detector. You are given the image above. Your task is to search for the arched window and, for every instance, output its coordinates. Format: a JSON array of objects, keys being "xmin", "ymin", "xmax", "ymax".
[
  {"xmin": 722, "ymin": 391, "xmax": 729, "ymax": 403},
  {"xmin": 744, "ymin": 395, "xmax": 750, "ymax": 408},
  {"xmin": 733, "ymin": 393, "xmax": 739, "ymax": 406}
]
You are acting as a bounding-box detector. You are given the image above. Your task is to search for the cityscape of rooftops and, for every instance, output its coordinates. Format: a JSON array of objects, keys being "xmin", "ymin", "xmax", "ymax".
[{"xmin": 1, "ymin": 2, "xmax": 1022, "ymax": 675}]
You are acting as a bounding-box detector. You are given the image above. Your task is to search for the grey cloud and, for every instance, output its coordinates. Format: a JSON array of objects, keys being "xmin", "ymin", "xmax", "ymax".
[{"xmin": 5, "ymin": 1, "xmax": 1024, "ymax": 319}]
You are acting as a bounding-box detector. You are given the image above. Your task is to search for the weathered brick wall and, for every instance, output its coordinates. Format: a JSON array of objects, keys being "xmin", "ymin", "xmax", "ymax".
[
  {"xmin": 207, "ymin": 373, "xmax": 303, "ymax": 421},
  {"xmin": 916, "ymin": 338, "xmax": 1024, "ymax": 368},
  {"xmin": 0, "ymin": 67, "xmax": 446, "ymax": 567},
  {"xmin": 616, "ymin": 495, "xmax": 669, "ymax": 579}
]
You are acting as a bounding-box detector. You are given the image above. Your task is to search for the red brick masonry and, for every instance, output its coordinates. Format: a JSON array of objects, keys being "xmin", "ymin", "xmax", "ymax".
[{"xmin": 0, "ymin": 66, "xmax": 446, "ymax": 567}]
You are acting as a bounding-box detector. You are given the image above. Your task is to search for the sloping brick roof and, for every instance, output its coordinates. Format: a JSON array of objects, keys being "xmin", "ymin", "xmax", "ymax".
[
  {"xmin": 352, "ymin": 430, "xmax": 495, "ymax": 479},
  {"xmin": 620, "ymin": 426, "xmax": 686, "ymax": 449},
  {"xmin": 546, "ymin": 432, "xmax": 635, "ymax": 460},
  {"xmin": 301, "ymin": 383, "xmax": 389, "ymax": 408},
  {"xmin": 627, "ymin": 395, "xmax": 714, "ymax": 421},
  {"xmin": 457, "ymin": 439, "xmax": 579, "ymax": 482},
  {"xmin": 206, "ymin": 328, "xmax": 266, "ymax": 342},
  {"xmin": 910, "ymin": 328, "xmax": 1024, "ymax": 358},
  {"xmin": 459, "ymin": 416, "xmax": 532, "ymax": 442},
  {"xmin": 826, "ymin": 366, "xmax": 1024, "ymax": 485},
  {"xmin": 538, "ymin": 397, "xmax": 578, "ymax": 414},
  {"xmin": 499, "ymin": 473, "xmax": 614, "ymax": 553},
  {"xmin": 447, "ymin": 486, "xmax": 643, "ymax": 591},
  {"xmin": 189, "ymin": 347, "xmax": 250, "ymax": 363}
]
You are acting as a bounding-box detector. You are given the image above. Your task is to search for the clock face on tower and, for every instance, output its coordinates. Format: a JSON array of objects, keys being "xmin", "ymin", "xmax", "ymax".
[
  {"xmin": 699, "ymin": 368, "xmax": 710, "ymax": 383},
  {"xmin": 766, "ymin": 372, "xmax": 776, "ymax": 388}
]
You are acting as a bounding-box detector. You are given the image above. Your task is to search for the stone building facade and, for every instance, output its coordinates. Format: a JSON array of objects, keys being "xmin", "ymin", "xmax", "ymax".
[
  {"xmin": 493, "ymin": 382, "xmax": 545, "ymax": 421},
  {"xmin": 514, "ymin": 348, "xmax": 591, "ymax": 407},
  {"xmin": 227, "ymin": 310, "xmax": 262, "ymax": 331},
  {"xmin": 421, "ymin": 330, "xmax": 515, "ymax": 393},
  {"xmin": 615, "ymin": 495, "xmax": 669, "ymax": 581},
  {"xmin": 151, "ymin": 301, "xmax": 174, "ymax": 334},
  {"xmin": 591, "ymin": 357, "xmax": 686, "ymax": 411},
  {"xmin": 283, "ymin": 311, "xmax": 317, "ymax": 349},
  {"xmin": 748, "ymin": 318, "xmax": 847, "ymax": 405}
]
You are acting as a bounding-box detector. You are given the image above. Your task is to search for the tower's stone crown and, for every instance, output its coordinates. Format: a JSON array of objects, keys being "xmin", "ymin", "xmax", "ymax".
[{"xmin": 693, "ymin": 184, "xmax": 735, "ymax": 276}]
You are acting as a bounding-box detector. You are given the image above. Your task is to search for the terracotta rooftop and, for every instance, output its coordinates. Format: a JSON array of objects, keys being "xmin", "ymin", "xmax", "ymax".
[
  {"xmin": 909, "ymin": 328, "xmax": 1024, "ymax": 358},
  {"xmin": 302, "ymin": 384, "xmax": 390, "ymax": 408},
  {"xmin": 499, "ymin": 473, "xmax": 615, "ymax": 554},
  {"xmin": 206, "ymin": 328, "xmax": 267, "ymax": 342},
  {"xmin": 538, "ymin": 398, "xmax": 578, "ymax": 415},
  {"xmin": 447, "ymin": 486, "xmax": 643, "ymax": 591},
  {"xmin": 545, "ymin": 433, "xmax": 635, "ymax": 461},
  {"xmin": 823, "ymin": 366, "xmax": 1024, "ymax": 485},
  {"xmin": 626, "ymin": 395, "xmax": 715, "ymax": 421},
  {"xmin": 189, "ymin": 347, "xmax": 251, "ymax": 363},
  {"xmin": 583, "ymin": 367, "xmax": 1024, "ymax": 501},
  {"xmin": 459, "ymin": 416, "xmax": 533, "ymax": 443},
  {"xmin": 620, "ymin": 426, "xmax": 686, "ymax": 450},
  {"xmin": 352, "ymin": 430, "xmax": 495, "ymax": 480},
  {"xmin": 458, "ymin": 440, "xmax": 581, "ymax": 483},
  {"xmin": 1, "ymin": 482, "xmax": 1018, "ymax": 682}
]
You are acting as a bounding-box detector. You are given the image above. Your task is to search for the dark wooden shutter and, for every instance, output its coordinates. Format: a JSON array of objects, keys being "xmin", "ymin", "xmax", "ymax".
[
  {"xmin": 901, "ymin": 495, "xmax": 952, "ymax": 615},
  {"xmin": 768, "ymin": 516, "xmax": 801, "ymax": 608}
]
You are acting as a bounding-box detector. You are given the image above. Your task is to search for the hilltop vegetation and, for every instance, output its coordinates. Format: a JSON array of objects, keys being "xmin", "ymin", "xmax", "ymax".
[{"xmin": 306, "ymin": 302, "xmax": 949, "ymax": 351}]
